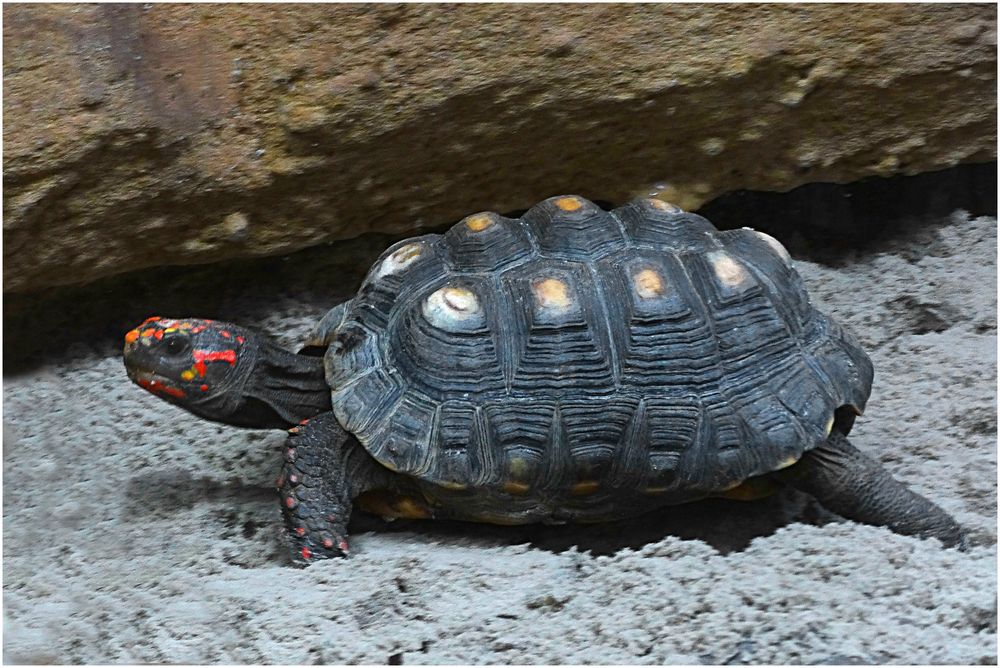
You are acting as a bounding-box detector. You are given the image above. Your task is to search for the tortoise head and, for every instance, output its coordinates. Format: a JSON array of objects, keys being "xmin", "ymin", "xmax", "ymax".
[{"xmin": 123, "ymin": 317, "xmax": 330, "ymax": 429}]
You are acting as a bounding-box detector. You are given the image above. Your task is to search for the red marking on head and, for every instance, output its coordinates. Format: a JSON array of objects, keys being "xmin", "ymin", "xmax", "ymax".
[
  {"xmin": 200, "ymin": 384, "xmax": 209, "ymax": 392},
  {"xmin": 137, "ymin": 378, "xmax": 186, "ymax": 399},
  {"xmin": 338, "ymin": 540, "xmax": 349, "ymax": 553},
  {"xmin": 285, "ymin": 496, "xmax": 296, "ymax": 508},
  {"xmin": 141, "ymin": 329, "xmax": 156, "ymax": 338},
  {"xmin": 125, "ymin": 330, "xmax": 140, "ymax": 344},
  {"xmin": 193, "ymin": 361, "xmax": 207, "ymax": 377},
  {"xmin": 301, "ymin": 547, "xmax": 312, "ymax": 560},
  {"xmin": 236, "ymin": 336, "xmax": 245, "ymax": 344},
  {"xmin": 141, "ymin": 317, "xmax": 162, "ymax": 325},
  {"xmin": 191, "ymin": 326, "xmax": 206, "ymax": 334},
  {"xmin": 220, "ymin": 331, "xmax": 231, "ymax": 339},
  {"xmin": 154, "ymin": 330, "xmax": 163, "ymax": 340},
  {"xmin": 299, "ymin": 419, "xmax": 309, "ymax": 425},
  {"xmin": 193, "ymin": 349, "xmax": 237, "ymax": 367},
  {"xmin": 322, "ymin": 538, "xmax": 334, "ymax": 549},
  {"xmin": 295, "ymin": 527, "xmax": 306, "ymax": 536}
]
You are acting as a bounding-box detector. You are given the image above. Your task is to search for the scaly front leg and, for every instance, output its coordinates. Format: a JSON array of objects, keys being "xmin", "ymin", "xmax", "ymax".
[{"xmin": 277, "ymin": 411, "xmax": 395, "ymax": 564}]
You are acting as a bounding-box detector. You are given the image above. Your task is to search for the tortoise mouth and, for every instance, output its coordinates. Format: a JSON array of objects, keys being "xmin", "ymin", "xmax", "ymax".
[{"xmin": 126, "ymin": 366, "xmax": 189, "ymax": 400}]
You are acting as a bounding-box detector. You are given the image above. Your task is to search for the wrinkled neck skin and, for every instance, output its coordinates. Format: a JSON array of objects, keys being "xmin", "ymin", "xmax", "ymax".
[{"xmin": 198, "ymin": 339, "xmax": 331, "ymax": 429}]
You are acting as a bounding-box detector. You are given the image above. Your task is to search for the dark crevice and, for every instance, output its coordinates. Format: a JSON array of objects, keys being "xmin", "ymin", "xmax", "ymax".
[
  {"xmin": 694, "ymin": 161, "xmax": 996, "ymax": 266},
  {"xmin": 4, "ymin": 162, "xmax": 995, "ymax": 376}
]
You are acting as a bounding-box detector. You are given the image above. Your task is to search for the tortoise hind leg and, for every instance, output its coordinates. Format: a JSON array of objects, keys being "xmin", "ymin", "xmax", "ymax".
[
  {"xmin": 277, "ymin": 411, "xmax": 395, "ymax": 564},
  {"xmin": 776, "ymin": 431, "xmax": 966, "ymax": 549}
]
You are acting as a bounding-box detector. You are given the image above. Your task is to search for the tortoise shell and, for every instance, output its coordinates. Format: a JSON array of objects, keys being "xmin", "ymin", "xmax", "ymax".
[{"xmin": 321, "ymin": 195, "xmax": 873, "ymax": 519}]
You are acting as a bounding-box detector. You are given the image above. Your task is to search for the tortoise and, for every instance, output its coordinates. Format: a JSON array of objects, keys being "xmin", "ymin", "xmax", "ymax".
[{"xmin": 123, "ymin": 195, "xmax": 965, "ymax": 564}]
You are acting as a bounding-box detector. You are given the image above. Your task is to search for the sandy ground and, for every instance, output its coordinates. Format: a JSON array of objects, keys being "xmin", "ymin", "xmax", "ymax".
[{"xmin": 3, "ymin": 211, "xmax": 996, "ymax": 664}]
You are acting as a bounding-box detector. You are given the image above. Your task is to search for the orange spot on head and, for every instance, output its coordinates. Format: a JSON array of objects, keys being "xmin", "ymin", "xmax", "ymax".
[
  {"xmin": 179, "ymin": 322, "xmax": 193, "ymax": 330},
  {"xmin": 220, "ymin": 331, "xmax": 231, "ymax": 339},
  {"xmin": 200, "ymin": 384, "xmax": 209, "ymax": 392},
  {"xmin": 125, "ymin": 330, "xmax": 140, "ymax": 344},
  {"xmin": 301, "ymin": 546, "xmax": 311, "ymax": 560},
  {"xmin": 141, "ymin": 329, "xmax": 156, "ymax": 338},
  {"xmin": 154, "ymin": 330, "xmax": 164, "ymax": 340},
  {"xmin": 180, "ymin": 370, "xmax": 195, "ymax": 381},
  {"xmin": 554, "ymin": 196, "xmax": 583, "ymax": 212},
  {"xmin": 141, "ymin": 317, "xmax": 162, "ymax": 325}
]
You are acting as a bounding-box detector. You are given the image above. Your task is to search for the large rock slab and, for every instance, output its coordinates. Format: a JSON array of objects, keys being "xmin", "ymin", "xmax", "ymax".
[{"xmin": 3, "ymin": 4, "xmax": 996, "ymax": 292}]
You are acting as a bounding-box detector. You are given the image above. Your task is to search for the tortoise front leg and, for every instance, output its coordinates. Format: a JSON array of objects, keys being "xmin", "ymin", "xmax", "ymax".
[
  {"xmin": 776, "ymin": 431, "xmax": 966, "ymax": 548},
  {"xmin": 277, "ymin": 411, "xmax": 395, "ymax": 564}
]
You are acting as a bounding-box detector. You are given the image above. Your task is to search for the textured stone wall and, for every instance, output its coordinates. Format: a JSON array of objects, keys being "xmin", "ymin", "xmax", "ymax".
[{"xmin": 3, "ymin": 3, "xmax": 996, "ymax": 292}]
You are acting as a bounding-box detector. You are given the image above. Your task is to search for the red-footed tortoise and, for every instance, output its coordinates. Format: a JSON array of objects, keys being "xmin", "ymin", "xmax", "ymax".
[{"xmin": 124, "ymin": 195, "xmax": 964, "ymax": 564}]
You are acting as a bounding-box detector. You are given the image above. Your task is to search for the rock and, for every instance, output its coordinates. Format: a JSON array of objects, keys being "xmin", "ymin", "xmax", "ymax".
[{"xmin": 3, "ymin": 4, "xmax": 996, "ymax": 292}]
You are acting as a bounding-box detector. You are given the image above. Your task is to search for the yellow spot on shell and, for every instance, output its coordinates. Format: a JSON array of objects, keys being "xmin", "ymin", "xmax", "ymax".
[
  {"xmin": 465, "ymin": 214, "xmax": 494, "ymax": 232},
  {"xmin": 776, "ymin": 454, "xmax": 799, "ymax": 470},
  {"xmin": 423, "ymin": 285, "xmax": 482, "ymax": 328},
  {"xmin": 180, "ymin": 370, "xmax": 195, "ymax": 381},
  {"xmin": 648, "ymin": 197, "xmax": 681, "ymax": 212},
  {"xmin": 633, "ymin": 268, "xmax": 666, "ymax": 299},
  {"xmin": 532, "ymin": 277, "xmax": 572, "ymax": 310},
  {"xmin": 503, "ymin": 481, "xmax": 531, "ymax": 496},
  {"xmin": 442, "ymin": 286, "xmax": 478, "ymax": 313},
  {"xmin": 355, "ymin": 490, "xmax": 432, "ymax": 520},
  {"xmin": 708, "ymin": 251, "xmax": 749, "ymax": 287},
  {"xmin": 554, "ymin": 196, "xmax": 583, "ymax": 212},
  {"xmin": 716, "ymin": 478, "xmax": 780, "ymax": 501},
  {"xmin": 376, "ymin": 242, "xmax": 423, "ymax": 279},
  {"xmin": 395, "ymin": 497, "xmax": 433, "ymax": 519},
  {"xmin": 570, "ymin": 481, "xmax": 600, "ymax": 496}
]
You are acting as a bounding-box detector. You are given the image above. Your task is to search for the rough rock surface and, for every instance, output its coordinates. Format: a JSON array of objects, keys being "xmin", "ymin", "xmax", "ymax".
[
  {"xmin": 3, "ymin": 4, "xmax": 997, "ymax": 292},
  {"xmin": 3, "ymin": 209, "xmax": 996, "ymax": 663}
]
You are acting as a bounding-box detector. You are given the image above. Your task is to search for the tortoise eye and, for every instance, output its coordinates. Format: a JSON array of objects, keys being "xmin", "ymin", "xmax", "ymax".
[{"xmin": 163, "ymin": 336, "xmax": 189, "ymax": 356}]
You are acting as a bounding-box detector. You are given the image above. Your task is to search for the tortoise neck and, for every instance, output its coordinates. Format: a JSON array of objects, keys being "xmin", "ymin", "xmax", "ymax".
[{"xmin": 243, "ymin": 340, "xmax": 331, "ymax": 428}]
